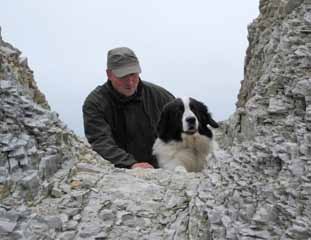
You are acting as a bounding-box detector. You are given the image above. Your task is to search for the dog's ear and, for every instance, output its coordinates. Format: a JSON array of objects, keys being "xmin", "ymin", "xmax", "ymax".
[
  {"xmin": 206, "ymin": 113, "xmax": 219, "ymax": 128},
  {"xmin": 202, "ymin": 107, "xmax": 219, "ymax": 128},
  {"xmin": 157, "ymin": 107, "xmax": 169, "ymax": 139},
  {"xmin": 157, "ymin": 101, "xmax": 182, "ymax": 142},
  {"xmin": 191, "ymin": 98, "xmax": 219, "ymax": 128}
]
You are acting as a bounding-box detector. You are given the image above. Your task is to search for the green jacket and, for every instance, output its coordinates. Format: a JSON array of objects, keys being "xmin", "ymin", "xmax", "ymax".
[{"xmin": 83, "ymin": 80, "xmax": 174, "ymax": 168}]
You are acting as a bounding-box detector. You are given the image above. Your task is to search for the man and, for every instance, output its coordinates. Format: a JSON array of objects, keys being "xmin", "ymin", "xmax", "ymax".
[{"xmin": 83, "ymin": 47, "xmax": 174, "ymax": 169}]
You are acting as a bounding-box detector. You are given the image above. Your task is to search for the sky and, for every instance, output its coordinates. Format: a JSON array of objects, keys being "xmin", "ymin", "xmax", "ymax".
[{"xmin": 1, "ymin": 1, "xmax": 259, "ymax": 137}]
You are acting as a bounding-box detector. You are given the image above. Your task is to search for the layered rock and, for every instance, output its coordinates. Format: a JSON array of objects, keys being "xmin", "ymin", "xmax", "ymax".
[
  {"xmin": 0, "ymin": 26, "xmax": 112, "ymax": 239},
  {"xmin": 1, "ymin": 0, "xmax": 311, "ymax": 239},
  {"xmin": 217, "ymin": 0, "xmax": 311, "ymax": 238},
  {"xmin": 0, "ymin": 27, "xmax": 49, "ymax": 109}
]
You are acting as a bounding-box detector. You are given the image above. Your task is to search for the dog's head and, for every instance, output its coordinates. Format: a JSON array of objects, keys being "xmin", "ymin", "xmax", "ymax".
[{"xmin": 157, "ymin": 97, "xmax": 219, "ymax": 142}]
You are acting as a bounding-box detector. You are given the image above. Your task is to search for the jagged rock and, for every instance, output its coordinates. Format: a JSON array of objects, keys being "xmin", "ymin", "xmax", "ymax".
[{"xmin": 1, "ymin": 0, "xmax": 311, "ymax": 239}]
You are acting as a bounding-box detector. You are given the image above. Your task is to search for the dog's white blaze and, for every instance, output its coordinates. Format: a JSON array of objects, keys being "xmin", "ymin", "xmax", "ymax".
[{"xmin": 182, "ymin": 97, "xmax": 198, "ymax": 131}]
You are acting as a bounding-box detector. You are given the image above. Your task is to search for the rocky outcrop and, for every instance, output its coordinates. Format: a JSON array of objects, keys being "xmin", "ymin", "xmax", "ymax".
[
  {"xmin": 0, "ymin": 26, "xmax": 112, "ymax": 239},
  {"xmin": 0, "ymin": 27, "xmax": 49, "ymax": 110},
  {"xmin": 217, "ymin": 0, "xmax": 311, "ymax": 238},
  {"xmin": 1, "ymin": 0, "xmax": 311, "ymax": 239}
]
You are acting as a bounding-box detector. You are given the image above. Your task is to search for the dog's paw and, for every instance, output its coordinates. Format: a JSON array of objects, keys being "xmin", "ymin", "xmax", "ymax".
[{"xmin": 174, "ymin": 165, "xmax": 188, "ymax": 173}]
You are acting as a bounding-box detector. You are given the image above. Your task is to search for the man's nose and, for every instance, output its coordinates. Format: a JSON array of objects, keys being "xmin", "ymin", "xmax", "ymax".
[{"xmin": 126, "ymin": 75, "xmax": 136, "ymax": 85}]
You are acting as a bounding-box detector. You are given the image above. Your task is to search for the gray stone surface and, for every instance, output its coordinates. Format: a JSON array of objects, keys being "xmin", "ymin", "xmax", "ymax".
[{"xmin": 1, "ymin": 0, "xmax": 311, "ymax": 239}]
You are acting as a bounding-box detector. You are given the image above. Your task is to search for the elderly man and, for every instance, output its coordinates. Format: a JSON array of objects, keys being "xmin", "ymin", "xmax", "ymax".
[{"xmin": 83, "ymin": 47, "xmax": 174, "ymax": 169}]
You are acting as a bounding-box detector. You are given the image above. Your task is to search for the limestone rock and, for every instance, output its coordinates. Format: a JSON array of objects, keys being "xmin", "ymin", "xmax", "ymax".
[{"xmin": 1, "ymin": 0, "xmax": 311, "ymax": 239}]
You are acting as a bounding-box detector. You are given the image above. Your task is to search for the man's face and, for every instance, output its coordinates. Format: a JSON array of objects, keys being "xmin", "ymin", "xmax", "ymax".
[{"xmin": 107, "ymin": 70, "xmax": 140, "ymax": 97}]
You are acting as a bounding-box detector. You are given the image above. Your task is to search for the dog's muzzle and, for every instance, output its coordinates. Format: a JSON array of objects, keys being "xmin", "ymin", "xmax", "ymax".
[{"xmin": 184, "ymin": 116, "xmax": 197, "ymax": 134}]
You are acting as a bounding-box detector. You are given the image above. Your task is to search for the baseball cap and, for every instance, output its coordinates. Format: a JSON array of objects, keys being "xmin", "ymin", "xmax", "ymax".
[{"xmin": 107, "ymin": 47, "xmax": 142, "ymax": 78}]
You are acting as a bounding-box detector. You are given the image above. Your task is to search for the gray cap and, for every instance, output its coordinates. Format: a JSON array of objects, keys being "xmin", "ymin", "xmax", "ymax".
[{"xmin": 107, "ymin": 47, "xmax": 142, "ymax": 78}]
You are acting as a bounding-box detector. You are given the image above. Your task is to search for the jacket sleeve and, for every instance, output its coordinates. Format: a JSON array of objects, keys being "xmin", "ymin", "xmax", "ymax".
[{"xmin": 82, "ymin": 102, "xmax": 137, "ymax": 168}]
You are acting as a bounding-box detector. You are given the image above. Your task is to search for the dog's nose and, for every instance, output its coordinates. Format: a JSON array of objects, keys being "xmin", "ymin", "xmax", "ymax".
[{"xmin": 186, "ymin": 116, "xmax": 196, "ymax": 125}]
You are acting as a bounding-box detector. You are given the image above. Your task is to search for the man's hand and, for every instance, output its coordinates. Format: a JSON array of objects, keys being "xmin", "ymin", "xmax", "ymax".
[{"xmin": 131, "ymin": 162, "xmax": 154, "ymax": 169}]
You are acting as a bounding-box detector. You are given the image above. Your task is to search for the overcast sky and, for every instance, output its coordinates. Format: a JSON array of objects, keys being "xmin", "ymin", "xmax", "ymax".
[{"xmin": 1, "ymin": 1, "xmax": 259, "ymax": 136}]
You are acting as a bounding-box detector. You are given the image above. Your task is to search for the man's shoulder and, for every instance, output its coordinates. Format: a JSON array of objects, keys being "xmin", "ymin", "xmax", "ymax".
[
  {"xmin": 141, "ymin": 80, "xmax": 166, "ymax": 91},
  {"xmin": 141, "ymin": 80, "xmax": 174, "ymax": 98},
  {"xmin": 83, "ymin": 83, "xmax": 109, "ymax": 107}
]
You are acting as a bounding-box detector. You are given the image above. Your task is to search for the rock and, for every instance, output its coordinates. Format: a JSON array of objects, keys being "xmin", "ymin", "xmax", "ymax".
[
  {"xmin": 39, "ymin": 154, "xmax": 62, "ymax": 180},
  {"xmin": 0, "ymin": 219, "xmax": 17, "ymax": 233},
  {"xmin": 285, "ymin": 0, "xmax": 304, "ymax": 15},
  {"xmin": 19, "ymin": 171, "xmax": 41, "ymax": 200},
  {"xmin": 268, "ymin": 97, "xmax": 290, "ymax": 114},
  {"xmin": 46, "ymin": 215, "xmax": 63, "ymax": 231},
  {"xmin": 1, "ymin": 0, "xmax": 311, "ymax": 239},
  {"xmin": 0, "ymin": 209, "xmax": 19, "ymax": 235},
  {"xmin": 57, "ymin": 231, "xmax": 76, "ymax": 240},
  {"xmin": 51, "ymin": 187, "xmax": 63, "ymax": 198}
]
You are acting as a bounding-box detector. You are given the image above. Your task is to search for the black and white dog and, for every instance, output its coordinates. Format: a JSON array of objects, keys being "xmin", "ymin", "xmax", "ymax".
[{"xmin": 153, "ymin": 97, "xmax": 219, "ymax": 172}]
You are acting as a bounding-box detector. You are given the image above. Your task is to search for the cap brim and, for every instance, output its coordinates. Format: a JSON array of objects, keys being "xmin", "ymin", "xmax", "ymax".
[{"xmin": 112, "ymin": 64, "xmax": 141, "ymax": 78}]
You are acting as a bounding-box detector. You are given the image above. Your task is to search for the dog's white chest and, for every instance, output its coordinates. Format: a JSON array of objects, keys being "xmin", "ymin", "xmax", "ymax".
[{"xmin": 153, "ymin": 133, "xmax": 213, "ymax": 172}]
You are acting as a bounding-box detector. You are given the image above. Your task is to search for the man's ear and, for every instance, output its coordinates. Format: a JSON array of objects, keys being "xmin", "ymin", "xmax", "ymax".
[{"xmin": 106, "ymin": 69, "xmax": 112, "ymax": 79}]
